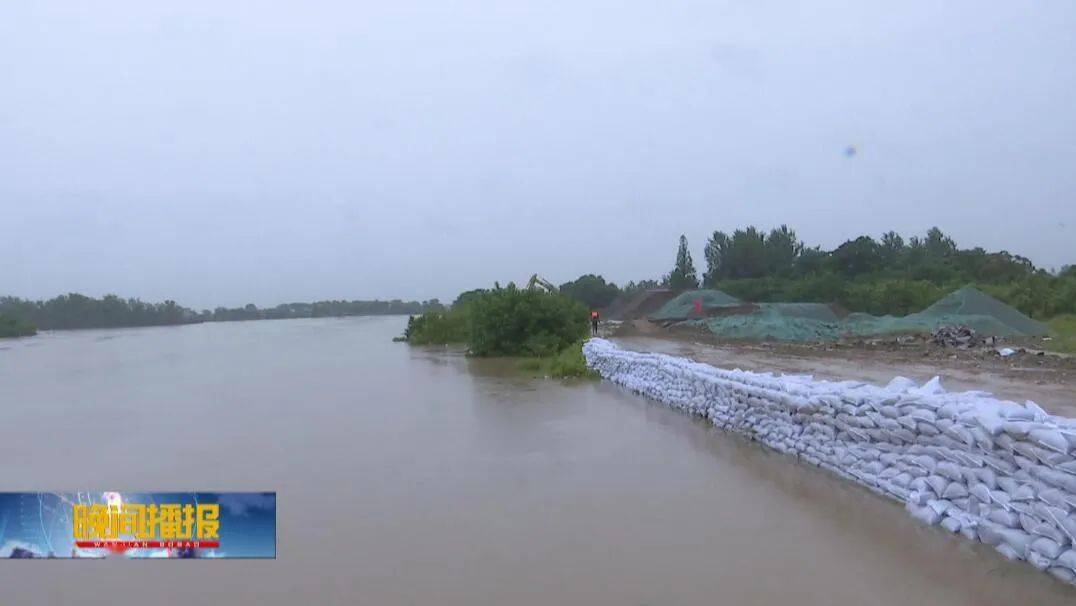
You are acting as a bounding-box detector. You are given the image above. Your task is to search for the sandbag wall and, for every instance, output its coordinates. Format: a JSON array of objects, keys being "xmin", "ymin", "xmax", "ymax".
[{"xmin": 583, "ymin": 338, "xmax": 1076, "ymax": 585}]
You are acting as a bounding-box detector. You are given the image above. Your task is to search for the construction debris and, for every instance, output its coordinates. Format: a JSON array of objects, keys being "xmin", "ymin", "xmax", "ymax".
[{"xmin": 932, "ymin": 325, "xmax": 983, "ymax": 348}]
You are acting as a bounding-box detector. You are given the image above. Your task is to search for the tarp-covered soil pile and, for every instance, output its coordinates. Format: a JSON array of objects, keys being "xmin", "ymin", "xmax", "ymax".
[
  {"xmin": 649, "ymin": 286, "xmax": 1051, "ymax": 342},
  {"xmin": 604, "ymin": 289, "xmax": 680, "ymax": 321},
  {"xmin": 649, "ymin": 289, "xmax": 747, "ymax": 321}
]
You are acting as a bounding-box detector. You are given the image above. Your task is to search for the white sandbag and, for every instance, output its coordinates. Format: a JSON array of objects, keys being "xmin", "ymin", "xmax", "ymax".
[
  {"xmin": 1031, "ymin": 514, "xmax": 1072, "ymax": 545},
  {"xmin": 974, "ymin": 467, "xmax": 998, "ymax": 490},
  {"xmin": 1030, "ymin": 537, "xmax": 1065, "ymax": 559},
  {"xmin": 907, "ymin": 490, "xmax": 930, "ymax": 506},
  {"xmin": 1057, "ymin": 550, "xmax": 1076, "ymax": 571},
  {"xmin": 1019, "ymin": 513, "xmax": 1044, "ymax": 535},
  {"xmin": 582, "ymin": 339, "xmax": 1076, "ymax": 587},
  {"xmin": 996, "ymin": 528, "xmax": 1034, "ymax": 555},
  {"xmin": 995, "ymin": 543, "xmax": 1023, "ymax": 561},
  {"xmin": 1036, "ymin": 468, "xmax": 1076, "ymax": 494},
  {"xmin": 925, "ymin": 475, "xmax": 949, "ymax": 496},
  {"xmin": 1049, "ymin": 567, "xmax": 1076, "ymax": 583},
  {"xmin": 996, "ymin": 476, "xmax": 1020, "ymax": 494},
  {"xmin": 1039, "ymin": 488, "xmax": 1074, "ymax": 510},
  {"xmin": 993, "ymin": 491, "xmax": 1014, "ymax": 510},
  {"xmin": 1028, "ymin": 551, "xmax": 1054, "ymax": 572},
  {"xmin": 1026, "ymin": 401, "xmax": 1049, "ymax": 423},
  {"xmin": 907, "ymin": 503, "xmax": 942, "ymax": 525},
  {"xmin": 1011, "ymin": 483, "xmax": 1037, "ymax": 501},
  {"xmin": 936, "ymin": 461, "xmax": 963, "ymax": 482},
  {"xmin": 976, "ymin": 522, "xmax": 1005, "ymax": 547},
  {"xmin": 988, "ymin": 508, "xmax": 1020, "ymax": 528},
  {"xmin": 1003, "ymin": 421, "xmax": 1034, "ymax": 439},
  {"xmin": 942, "ymin": 482, "xmax": 969, "ymax": 500},
  {"xmin": 959, "ymin": 526, "xmax": 979, "ymax": 542},
  {"xmin": 927, "ymin": 499, "xmax": 951, "ymax": 516},
  {"xmin": 1058, "ymin": 515, "xmax": 1076, "ymax": 545},
  {"xmin": 940, "ymin": 516, "xmax": 962, "ymax": 533}
]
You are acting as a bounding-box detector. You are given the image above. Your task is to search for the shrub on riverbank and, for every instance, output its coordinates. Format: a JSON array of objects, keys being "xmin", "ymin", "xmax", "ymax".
[
  {"xmin": 517, "ymin": 342, "xmax": 596, "ymax": 379},
  {"xmin": 0, "ymin": 314, "xmax": 36, "ymax": 338},
  {"xmin": 547, "ymin": 342, "xmax": 595, "ymax": 378},
  {"xmin": 468, "ymin": 285, "xmax": 588, "ymax": 356},
  {"xmin": 403, "ymin": 309, "xmax": 469, "ymax": 345},
  {"xmin": 403, "ymin": 284, "xmax": 589, "ymax": 361}
]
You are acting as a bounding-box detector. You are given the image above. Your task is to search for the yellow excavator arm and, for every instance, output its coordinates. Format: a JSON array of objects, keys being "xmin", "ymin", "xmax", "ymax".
[{"xmin": 526, "ymin": 274, "xmax": 558, "ymax": 293}]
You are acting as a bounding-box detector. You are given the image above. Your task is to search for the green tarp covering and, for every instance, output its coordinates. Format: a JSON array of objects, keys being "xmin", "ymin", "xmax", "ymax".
[
  {"xmin": 649, "ymin": 289, "xmax": 743, "ymax": 320},
  {"xmin": 657, "ymin": 286, "xmax": 1050, "ymax": 341}
]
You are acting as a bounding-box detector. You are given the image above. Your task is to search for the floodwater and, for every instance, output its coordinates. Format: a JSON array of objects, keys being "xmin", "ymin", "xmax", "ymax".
[{"xmin": 0, "ymin": 316, "xmax": 1073, "ymax": 605}]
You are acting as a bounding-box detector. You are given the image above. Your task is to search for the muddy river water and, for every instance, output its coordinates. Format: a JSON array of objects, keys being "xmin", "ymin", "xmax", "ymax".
[{"xmin": 1, "ymin": 317, "xmax": 1073, "ymax": 604}]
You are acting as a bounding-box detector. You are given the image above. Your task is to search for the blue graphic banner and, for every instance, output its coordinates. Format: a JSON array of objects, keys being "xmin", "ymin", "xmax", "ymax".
[{"xmin": 0, "ymin": 492, "xmax": 276, "ymax": 558}]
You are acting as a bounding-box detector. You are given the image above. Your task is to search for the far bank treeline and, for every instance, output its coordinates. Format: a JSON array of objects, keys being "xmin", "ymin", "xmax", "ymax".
[
  {"xmin": 554, "ymin": 225, "xmax": 1074, "ymax": 320},
  {"xmin": 0, "ymin": 294, "xmax": 444, "ymax": 334}
]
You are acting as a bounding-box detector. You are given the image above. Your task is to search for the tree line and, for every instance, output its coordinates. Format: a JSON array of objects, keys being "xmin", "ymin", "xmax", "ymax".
[
  {"xmin": 0, "ymin": 293, "xmax": 444, "ymax": 332},
  {"xmin": 556, "ymin": 226, "xmax": 1075, "ymax": 319},
  {"xmin": 0, "ymin": 313, "xmax": 36, "ymax": 337}
]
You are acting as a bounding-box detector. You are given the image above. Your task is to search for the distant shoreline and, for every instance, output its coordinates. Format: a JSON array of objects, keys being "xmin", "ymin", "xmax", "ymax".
[
  {"xmin": 0, "ymin": 293, "xmax": 441, "ymax": 334},
  {"xmin": 0, "ymin": 312, "xmax": 418, "ymax": 337}
]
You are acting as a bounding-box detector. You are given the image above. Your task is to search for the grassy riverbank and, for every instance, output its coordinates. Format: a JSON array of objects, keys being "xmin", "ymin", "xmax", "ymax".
[{"xmin": 516, "ymin": 342, "xmax": 596, "ymax": 379}]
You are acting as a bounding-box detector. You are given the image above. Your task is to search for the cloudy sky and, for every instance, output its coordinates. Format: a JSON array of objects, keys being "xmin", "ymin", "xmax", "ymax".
[{"xmin": 2, "ymin": 1, "xmax": 1074, "ymax": 308}]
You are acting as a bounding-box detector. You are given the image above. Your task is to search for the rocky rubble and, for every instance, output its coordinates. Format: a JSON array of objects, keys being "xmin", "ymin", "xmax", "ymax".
[{"xmin": 932, "ymin": 325, "xmax": 985, "ymax": 348}]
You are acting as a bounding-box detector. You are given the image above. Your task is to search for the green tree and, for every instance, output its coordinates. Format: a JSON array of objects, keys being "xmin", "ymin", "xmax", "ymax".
[
  {"xmin": 558, "ymin": 274, "xmax": 620, "ymax": 309},
  {"xmin": 725, "ymin": 227, "xmax": 768, "ymax": 278},
  {"xmin": 0, "ymin": 313, "xmax": 36, "ymax": 338},
  {"xmin": 703, "ymin": 231, "xmax": 731, "ymax": 286},
  {"xmin": 468, "ymin": 285, "xmax": 588, "ymax": 356},
  {"xmin": 795, "ymin": 246, "xmax": 829, "ymax": 276},
  {"xmin": 668, "ymin": 235, "xmax": 699, "ymax": 289},
  {"xmin": 831, "ymin": 236, "xmax": 882, "ymax": 277},
  {"xmin": 764, "ymin": 225, "xmax": 802, "ymax": 276},
  {"xmin": 622, "ymin": 279, "xmax": 663, "ymax": 294},
  {"xmin": 879, "ymin": 231, "xmax": 905, "ymax": 266},
  {"xmin": 924, "ymin": 226, "xmax": 956, "ymax": 258}
]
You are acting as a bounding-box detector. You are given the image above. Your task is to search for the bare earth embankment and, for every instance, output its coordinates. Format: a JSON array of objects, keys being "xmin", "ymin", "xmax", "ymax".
[{"xmin": 611, "ymin": 319, "xmax": 1076, "ymax": 417}]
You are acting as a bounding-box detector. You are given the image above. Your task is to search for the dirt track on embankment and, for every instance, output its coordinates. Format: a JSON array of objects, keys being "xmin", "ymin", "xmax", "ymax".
[{"xmin": 610, "ymin": 319, "xmax": 1076, "ymax": 417}]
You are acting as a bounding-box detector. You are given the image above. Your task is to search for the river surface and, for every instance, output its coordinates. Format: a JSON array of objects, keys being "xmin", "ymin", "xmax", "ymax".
[{"xmin": 1, "ymin": 317, "xmax": 1073, "ymax": 605}]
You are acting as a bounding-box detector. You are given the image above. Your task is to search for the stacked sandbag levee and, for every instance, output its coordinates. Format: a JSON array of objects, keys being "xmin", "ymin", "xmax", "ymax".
[{"xmin": 583, "ymin": 338, "xmax": 1076, "ymax": 585}]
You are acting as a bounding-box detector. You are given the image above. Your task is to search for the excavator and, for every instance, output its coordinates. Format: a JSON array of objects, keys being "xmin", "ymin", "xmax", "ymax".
[{"xmin": 526, "ymin": 274, "xmax": 558, "ymax": 293}]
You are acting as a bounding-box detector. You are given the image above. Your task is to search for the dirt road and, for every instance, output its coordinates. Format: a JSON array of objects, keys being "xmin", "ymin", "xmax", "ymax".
[{"xmin": 611, "ymin": 326, "xmax": 1076, "ymax": 417}]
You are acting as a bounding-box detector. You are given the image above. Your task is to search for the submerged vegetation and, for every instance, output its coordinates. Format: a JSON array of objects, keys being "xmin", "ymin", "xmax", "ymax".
[
  {"xmin": 402, "ymin": 308, "xmax": 470, "ymax": 345},
  {"xmin": 0, "ymin": 314, "xmax": 36, "ymax": 338},
  {"xmin": 467, "ymin": 285, "xmax": 587, "ymax": 356},
  {"xmin": 404, "ymin": 284, "xmax": 587, "ymax": 354},
  {"xmin": 402, "ymin": 283, "xmax": 593, "ymax": 377},
  {"xmin": 517, "ymin": 342, "xmax": 596, "ymax": 379}
]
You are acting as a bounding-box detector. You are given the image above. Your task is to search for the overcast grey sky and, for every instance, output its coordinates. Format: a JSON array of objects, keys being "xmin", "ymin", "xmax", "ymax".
[{"xmin": 2, "ymin": 1, "xmax": 1074, "ymax": 308}]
